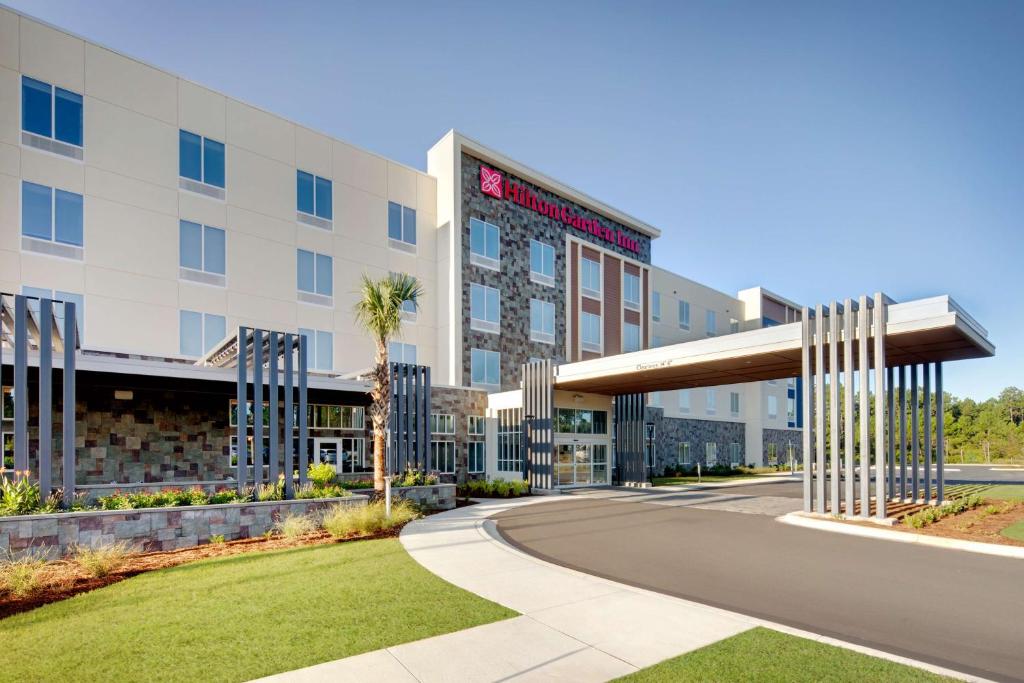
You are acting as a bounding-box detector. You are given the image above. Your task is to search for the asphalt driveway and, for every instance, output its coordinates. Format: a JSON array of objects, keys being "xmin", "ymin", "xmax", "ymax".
[{"xmin": 495, "ymin": 489, "xmax": 1024, "ymax": 682}]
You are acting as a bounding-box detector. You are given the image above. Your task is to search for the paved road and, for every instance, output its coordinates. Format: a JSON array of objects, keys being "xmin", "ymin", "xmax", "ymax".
[
  {"xmin": 944, "ymin": 465, "xmax": 1024, "ymax": 485},
  {"xmin": 495, "ymin": 489, "xmax": 1024, "ymax": 682}
]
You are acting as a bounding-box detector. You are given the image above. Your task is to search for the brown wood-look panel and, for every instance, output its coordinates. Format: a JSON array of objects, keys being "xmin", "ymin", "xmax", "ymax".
[
  {"xmin": 582, "ymin": 296, "xmax": 602, "ymax": 315},
  {"xmin": 624, "ymin": 262, "xmax": 640, "ymax": 276},
  {"xmin": 581, "ymin": 245, "xmax": 601, "ymax": 261},
  {"xmin": 624, "ymin": 309, "xmax": 640, "ymax": 326},
  {"xmin": 604, "ymin": 255, "xmax": 621, "ymax": 356},
  {"xmin": 570, "ymin": 242, "xmax": 579, "ymax": 362}
]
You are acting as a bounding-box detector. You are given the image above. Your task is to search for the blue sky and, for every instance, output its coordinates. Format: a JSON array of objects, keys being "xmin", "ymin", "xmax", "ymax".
[{"xmin": 9, "ymin": 0, "xmax": 1022, "ymax": 400}]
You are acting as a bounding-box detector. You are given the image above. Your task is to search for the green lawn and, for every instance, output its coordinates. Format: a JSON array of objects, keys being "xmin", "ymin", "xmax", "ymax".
[
  {"xmin": 0, "ymin": 538, "xmax": 515, "ymax": 682},
  {"xmin": 1000, "ymin": 520, "xmax": 1024, "ymax": 542},
  {"xmin": 614, "ymin": 627, "xmax": 953, "ymax": 682},
  {"xmin": 983, "ymin": 485, "xmax": 1024, "ymax": 501}
]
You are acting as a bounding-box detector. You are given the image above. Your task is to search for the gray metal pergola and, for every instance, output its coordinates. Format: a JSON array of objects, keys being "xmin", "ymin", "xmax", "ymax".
[
  {"xmin": 0, "ymin": 293, "xmax": 79, "ymax": 504},
  {"xmin": 200, "ymin": 327, "xmax": 309, "ymax": 495}
]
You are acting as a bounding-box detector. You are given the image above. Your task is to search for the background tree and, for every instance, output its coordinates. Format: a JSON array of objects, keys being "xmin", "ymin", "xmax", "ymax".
[{"xmin": 354, "ymin": 273, "xmax": 423, "ymax": 492}]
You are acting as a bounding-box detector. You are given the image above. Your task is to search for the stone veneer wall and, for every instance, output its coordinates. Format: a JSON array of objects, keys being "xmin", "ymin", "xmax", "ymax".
[
  {"xmin": 459, "ymin": 153, "xmax": 652, "ymax": 391},
  {"xmin": 645, "ymin": 407, "xmax": 746, "ymax": 475},
  {"xmin": 0, "ymin": 495, "xmax": 367, "ymax": 558},
  {"xmin": 429, "ymin": 385, "xmax": 488, "ymax": 483},
  {"xmin": 761, "ymin": 428, "xmax": 803, "ymax": 466},
  {"xmin": 389, "ymin": 483, "xmax": 456, "ymax": 511}
]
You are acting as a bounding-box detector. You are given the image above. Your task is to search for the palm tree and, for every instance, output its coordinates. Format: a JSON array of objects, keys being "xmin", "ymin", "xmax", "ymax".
[{"xmin": 354, "ymin": 273, "xmax": 423, "ymax": 492}]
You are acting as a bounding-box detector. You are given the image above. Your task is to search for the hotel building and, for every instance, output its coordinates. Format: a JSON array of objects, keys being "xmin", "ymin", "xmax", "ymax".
[{"xmin": 0, "ymin": 6, "xmax": 803, "ymax": 491}]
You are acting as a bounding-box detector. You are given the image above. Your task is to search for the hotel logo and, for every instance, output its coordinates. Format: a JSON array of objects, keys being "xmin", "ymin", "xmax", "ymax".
[{"xmin": 480, "ymin": 166, "xmax": 504, "ymax": 199}]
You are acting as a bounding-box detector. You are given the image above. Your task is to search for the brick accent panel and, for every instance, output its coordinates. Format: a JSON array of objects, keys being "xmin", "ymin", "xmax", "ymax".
[{"xmin": 604, "ymin": 254, "xmax": 621, "ymax": 355}]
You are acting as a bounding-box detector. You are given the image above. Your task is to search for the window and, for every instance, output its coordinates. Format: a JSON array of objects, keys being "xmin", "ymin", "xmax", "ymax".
[
  {"xmin": 623, "ymin": 322, "xmax": 641, "ymax": 353},
  {"xmin": 652, "ymin": 291, "xmax": 661, "ymax": 322},
  {"xmin": 389, "ymin": 341, "xmax": 417, "ymax": 364},
  {"xmin": 467, "ymin": 442, "xmax": 485, "ymax": 474},
  {"xmin": 530, "ymin": 240, "xmax": 555, "ymax": 285},
  {"xmin": 497, "ymin": 408, "xmax": 522, "ymax": 473},
  {"xmin": 581, "ymin": 312, "xmax": 601, "ymax": 352},
  {"xmin": 22, "ymin": 76, "xmax": 83, "ymax": 150},
  {"xmin": 469, "ymin": 218, "xmax": 500, "ymax": 269},
  {"xmin": 768, "ymin": 395, "xmax": 779, "ymax": 419},
  {"xmin": 730, "ymin": 392, "xmax": 740, "ymax": 417},
  {"xmin": 679, "ymin": 389, "xmax": 691, "ymax": 413},
  {"xmin": 179, "ymin": 220, "xmax": 225, "ymax": 281},
  {"xmin": 678, "ymin": 442, "xmax": 692, "ymax": 465},
  {"xmin": 228, "ymin": 400, "xmax": 272, "ymax": 428},
  {"xmin": 623, "ymin": 271, "xmax": 641, "ymax": 309},
  {"xmin": 581, "ymin": 257, "xmax": 601, "ymax": 297},
  {"xmin": 430, "ymin": 414, "xmax": 455, "ymax": 434},
  {"xmin": 1, "ymin": 432, "xmax": 11, "ymax": 470},
  {"xmin": 706, "ymin": 310, "xmax": 717, "ymax": 337},
  {"xmin": 678, "ymin": 300, "xmax": 690, "ymax": 330},
  {"xmin": 555, "ymin": 408, "xmax": 608, "ymax": 435},
  {"xmin": 652, "ymin": 335, "xmax": 663, "ymax": 348},
  {"xmin": 767, "ymin": 443, "xmax": 778, "ymax": 465},
  {"xmin": 470, "ymin": 283, "xmax": 500, "ymax": 333},
  {"xmin": 297, "ymin": 249, "xmax": 333, "ymax": 300},
  {"xmin": 180, "ymin": 310, "xmax": 226, "ymax": 357},
  {"xmin": 648, "ymin": 392, "xmax": 661, "ymax": 407},
  {"xmin": 787, "ymin": 396, "xmax": 796, "ymax": 423},
  {"xmin": 297, "ymin": 170, "xmax": 332, "ymax": 221},
  {"xmin": 21, "ymin": 287, "xmax": 84, "ymax": 337},
  {"xmin": 730, "ymin": 318, "xmax": 740, "ymax": 334},
  {"xmin": 468, "ymin": 415, "xmax": 486, "ymax": 436},
  {"xmin": 22, "ymin": 181, "xmax": 83, "ymax": 248},
  {"xmin": 530, "ymin": 299, "xmax": 555, "ymax": 344},
  {"xmin": 470, "ymin": 348, "xmax": 500, "ymax": 389},
  {"xmin": 387, "ymin": 201, "xmax": 416, "ymax": 248},
  {"xmin": 729, "ymin": 442, "xmax": 742, "ymax": 466},
  {"xmin": 179, "ymin": 129, "xmax": 224, "ymax": 188},
  {"xmin": 706, "ymin": 389, "xmax": 716, "ymax": 414},
  {"xmin": 430, "ymin": 441, "xmax": 455, "ymax": 473},
  {"xmin": 2, "ymin": 386, "xmax": 14, "ymax": 421},
  {"xmin": 298, "ymin": 328, "xmax": 334, "ymax": 371},
  {"xmin": 705, "ymin": 442, "xmax": 717, "ymax": 466}
]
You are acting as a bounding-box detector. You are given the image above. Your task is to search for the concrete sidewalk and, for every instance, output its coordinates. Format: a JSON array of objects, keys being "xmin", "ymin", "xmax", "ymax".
[{"xmin": 255, "ymin": 496, "xmax": 978, "ymax": 682}]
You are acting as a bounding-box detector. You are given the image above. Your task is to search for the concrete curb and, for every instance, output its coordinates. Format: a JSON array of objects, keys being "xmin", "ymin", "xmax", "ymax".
[{"xmin": 777, "ymin": 511, "xmax": 1024, "ymax": 559}]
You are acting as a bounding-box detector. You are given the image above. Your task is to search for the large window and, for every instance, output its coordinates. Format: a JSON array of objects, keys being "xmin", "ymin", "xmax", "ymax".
[
  {"xmin": 470, "ymin": 348, "xmax": 500, "ymax": 389},
  {"xmin": 555, "ymin": 408, "xmax": 608, "ymax": 435},
  {"xmin": 307, "ymin": 405, "xmax": 364, "ymax": 430},
  {"xmin": 678, "ymin": 442, "xmax": 692, "ymax": 465},
  {"xmin": 530, "ymin": 299, "xmax": 555, "ymax": 344},
  {"xmin": 623, "ymin": 271, "xmax": 641, "ymax": 309},
  {"xmin": 623, "ymin": 322, "xmax": 641, "ymax": 353},
  {"xmin": 297, "ymin": 171, "xmax": 332, "ymax": 221},
  {"xmin": 469, "ymin": 218, "xmax": 500, "ymax": 269},
  {"xmin": 22, "ymin": 76, "xmax": 83, "ymax": 149},
  {"xmin": 430, "ymin": 441, "xmax": 455, "ymax": 473},
  {"xmin": 679, "ymin": 389, "xmax": 691, "ymax": 413},
  {"xmin": 468, "ymin": 415, "xmax": 486, "ymax": 436},
  {"xmin": 179, "ymin": 220, "xmax": 225, "ymax": 278},
  {"xmin": 22, "ymin": 181, "xmax": 83, "ymax": 248},
  {"xmin": 706, "ymin": 310, "xmax": 717, "ymax": 337},
  {"xmin": 768, "ymin": 395, "xmax": 779, "ymax": 419},
  {"xmin": 581, "ymin": 257, "xmax": 601, "ymax": 297},
  {"xmin": 179, "ymin": 130, "xmax": 225, "ymax": 189},
  {"xmin": 530, "ymin": 240, "xmax": 555, "ymax": 286},
  {"xmin": 297, "ymin": 249, "xmax": 333, "ymax": 299},
  {"xmin": 467, "ymin": 441, "xmax": 485, "ymax": 474},
  {"xmin": 706, "ymin": 389, "xmax": 716, "ymax": 415},
  {"xmin": 678, "ymin": 300, "xmax": 690, "ymax": 330},
  {"xmin": 497, "ymin": 408, "xmax": 522, "ymax": 473},
  {"xmin": 730, "ymin": 443, "xmax": 742, "ymax": 466},
  {"xmin": 787, "ymin": 396, "xmax": 796, "ymax": 423},
  {"xmin": 387, "ymin": 201, "xmax": 416, "ymax": 248},
  {"xmin": 581, "ymin": 312, "xmax": 601, "ymax": 352},
  {"xmin": 430, "ymin": 414, "xmax": 455, "ymax": 434},
  {"xmin": 705, "ymin": 442, "xmax": 717, "ymax": 466},
  {"xmin": 470, "ymin": 283, "xmax": 500, "ymax": 333},
  {"xmin": 389, "ymin": 341, "xmax": 417, "ymax": 364},
  {"xmin": 652, "ymin": 291, "xmax": 661, "ymax": 322},
  {"xmin": 180, "ymin": 310, "xmax": 226, "ymax": 357},
  {"xmin": 298, "ymin": 328, "xmax": 334, "ymax": 371},
  {"xmin": 730, "ymin": 392, "xmax": 740, "ymax": 417}
]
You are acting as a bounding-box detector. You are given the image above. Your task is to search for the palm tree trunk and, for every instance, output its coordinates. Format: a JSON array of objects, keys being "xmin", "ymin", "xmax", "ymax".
[{"xmin": 371, "ymin": 339, "xmax": 390, "ymax": 492}]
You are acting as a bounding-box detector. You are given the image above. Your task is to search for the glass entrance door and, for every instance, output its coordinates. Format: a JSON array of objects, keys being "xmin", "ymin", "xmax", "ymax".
[
  {"xmin": 315, "ymin": 437, "xmax": 367, "ymax": 474},
  {"xmin": 554, "ymin": 442, "xmax": 609, "ymax": 486},
  {"xmin": 314, "ymin": 438, "xmax": 340, "ymax": 471}
]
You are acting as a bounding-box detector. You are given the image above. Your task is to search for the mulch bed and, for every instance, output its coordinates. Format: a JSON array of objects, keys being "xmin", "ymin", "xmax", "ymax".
[
  {"xmin": 890, "ymin": 499, "xmax": 1024, "ymax": 547},
  {"xmin": 0, "ymin": 524, "xmax": 407, "ymax": 620}
]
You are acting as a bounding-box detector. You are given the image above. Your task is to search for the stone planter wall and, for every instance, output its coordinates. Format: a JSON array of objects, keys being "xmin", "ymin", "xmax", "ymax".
[
  {"xmin": 0, "ymin": 495, "xmax": 368, "ymax": 558},
  {"xmin": 389, "ymin": 484, "xmax": 456, "ymax": 511}
]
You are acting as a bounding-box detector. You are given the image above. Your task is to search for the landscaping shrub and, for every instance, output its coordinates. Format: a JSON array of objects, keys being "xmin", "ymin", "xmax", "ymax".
[
  {"xmin": 0, "ymin": 472, "xmax": 45, "ymax": 516},
  {"xmin": 391, "ymin": 470, "xmax": 439, "ymax": 487},
  {"xmin": 274, "ymin": 512, "xmax": 317, "ymax": 539},
  {"xmin": 457, "ymin": 478, "xmax": 530, "ymax": 498},
  {"xmin": 256, "ymin": 476, "xmax": 285, "ymax": 502},
  {"xmin": 321, "ymin": 500, "xmax": 419, "ymax": 539},
  {"xmin": 308, "ymin": 463, "xmax": 337, "ymax": 488},
  {"xmin": 905, "ymin": 494, "xmax": 983, "ymax": 529},
  {"xmin": 74, "ymin": 541, "xmax": 131, "ymax": 578},
  {"xmin": 339, "ymin": 479, "xmax": 374, "ymax": 490},
  {"xmin": 0, "ymin": 552, "xmax": 47, "ymax": 597},
  {"xmin": 209, "ymin": 534, "xmax": 226, "ymax": 544},
  {"xmin": 293, "ymin": 483, "xmax": 350, "ymax": 500}
]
